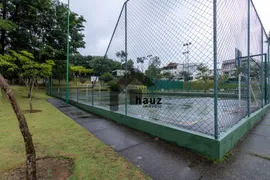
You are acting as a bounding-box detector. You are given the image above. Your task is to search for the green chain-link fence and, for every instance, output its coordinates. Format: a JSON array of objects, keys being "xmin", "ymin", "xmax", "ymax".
[{"xmin": 47, "ymin": 0, "xmax": 270, "ymax": 139}]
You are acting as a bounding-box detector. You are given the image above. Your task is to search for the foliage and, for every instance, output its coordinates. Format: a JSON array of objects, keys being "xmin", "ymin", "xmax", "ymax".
[
  {"xmin": 70, "ymin": 55, "xmax": 92, "ymax": 68},
  {"xmin": 219, "ymin": 74, "xmax": 230, "ymax": 86},
  {"xmin": 116, "ymin": 50, "xmax": 127, "ymax": 64},
  {"xmin": 80, "ymin": 78, "xmax": 86, "ymax": 84},
  {"xmin": 0, "ymin": 86, "xmax": 150, "ymax": 180},
  {"xmin": 71, "ymin": 66, "xmax": 93, "ymax": 76},
  {"xmin": 162, "ymin": 72, "xmax": 174, "ymax": 80},
  {"xmin": 0, "ymin": 0, "xmax": 86, "ymax": 83},
  {"xmin": 179, "ymin": 71, "xmax": 192, "ymax": 82},
  {"xmin": 100, "ymin": 73, "xmax": 114, "ymax": 83},
  {"xmin": 0, "ymin": 50, "xmax": 55, "ymax": 111},
  {"xmin": 137, "ymin": 57, "xmax": 146, "ymax": 72},
  {"xmin": 107, "ymin": 80, "xmax": 120, "ymax": 91},
  {"xmin": 122, "ymin": 59, "xmax": 134, "ymax": 71},
  {"xmin": 91, "ymin": 56, "xmax": 122, "ymax": 75},
  {"xmin": 196, "ymin": 63, "xmax": 211, "ymax": 93},
  {"xmin": 0, "ymin": 50, "xmax": 54, "ymax": 79},
  {"xmin": 145, "ymin": 56, "xmax": 161, "ymax": 82}
]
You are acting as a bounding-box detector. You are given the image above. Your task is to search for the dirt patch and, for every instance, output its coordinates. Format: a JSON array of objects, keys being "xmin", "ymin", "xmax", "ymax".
[
  {"xmin": 23, "ymin": 110, "xmax": 42, "ymax": 114},
  {"xmin": 4, "ymin": 157, "xmax": 73, "ymax": 180}
]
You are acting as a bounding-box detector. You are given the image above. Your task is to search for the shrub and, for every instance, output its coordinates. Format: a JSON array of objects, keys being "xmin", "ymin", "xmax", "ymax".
[
  {"xmin": 107, "ymin": 80, "xmax": 120, "ymax": 91},
  {"xmin": 100, "ymin": 73, "xmax": 114, "ymax": 83}
]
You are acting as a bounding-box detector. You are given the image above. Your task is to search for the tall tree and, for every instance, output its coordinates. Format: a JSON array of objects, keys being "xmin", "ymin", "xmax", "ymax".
[
  {"xmin": 197, "ymin": 63, "xmax": 210, "ymax": 93},
  {"xmin": 0, "ymin": 74, "xmax": 37, "ymax": 180},
  {"xmin": 0, "ymin": 0, "xmax": 86, "ymax": 81},
  {"xmin": 145, "ymin": 56, "xmax": 161, "ymax": 82},
  {"xmin": 122, "ymin": 59, "xmax": 134, "ymax": 71},
  {"xmin": 116, "ymin": 50, "xmax": 127, "ymax": 64}
]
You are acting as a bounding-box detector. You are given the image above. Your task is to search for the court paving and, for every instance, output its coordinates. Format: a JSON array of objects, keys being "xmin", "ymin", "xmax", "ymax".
[
  {"xmin": 47, "ymin": 98, "xmax": 270, "ymax": 180},
  {"xmin": 58, "ymin": 90, "xmax": 261, "ymax": 136}
]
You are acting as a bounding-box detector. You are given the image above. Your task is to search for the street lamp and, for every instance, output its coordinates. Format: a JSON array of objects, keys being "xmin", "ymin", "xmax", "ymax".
[
  {"xmin": 182, "ymin": 42, "xmax": 192, "ymax": 81},
  {"xmin": 66, "ymin": 0, "xmax": 70, "ymax": 104},
  {"xmin": 146, "ymin": 55, "xmax": 153, "ymax": 79}
]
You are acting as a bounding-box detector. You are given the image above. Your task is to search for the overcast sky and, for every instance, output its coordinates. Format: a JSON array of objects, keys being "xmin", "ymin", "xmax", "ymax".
[{"xmin": 60, "ymin": 0, "xmax": 270, "ymax": 57}]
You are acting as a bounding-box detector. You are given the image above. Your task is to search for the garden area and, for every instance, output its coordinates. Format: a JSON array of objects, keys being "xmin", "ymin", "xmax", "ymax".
[{"xmin": 0, "ymin": 86, "xmax": 149, "ymax": 179}]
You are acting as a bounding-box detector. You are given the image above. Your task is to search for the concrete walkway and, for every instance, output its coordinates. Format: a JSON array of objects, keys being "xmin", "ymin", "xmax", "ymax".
[{"xmin": 47, "ymin": 98, "xmax": 270, "ymax": 180}]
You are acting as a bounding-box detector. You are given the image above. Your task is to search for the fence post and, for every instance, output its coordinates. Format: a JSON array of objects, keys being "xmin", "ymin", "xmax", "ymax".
[
  {"xmin": 268, "ymin": 41, "xmax": 270, "ymax": 104},
  {"xmin": 213, "ymin": 0, "xmax": 218, "ymax": 139},
  {"xmin": 76, "ymin": 87, "xmax": 78, "ymax": 102},
  {"xmin": 92, "ymin": 86, "xmax": 94, "ymax": 106},
  {"xmin": 261, "ymin": 27, "xmax": 264, "ymax": 108},
  {"xmin": 263, "ymin": 54, "xmax": 268, "ymax": 105},
  {"xmin": 86, "ymin": 85, "xmax": 89, "ymax": 101},
  {"xmin": 247, "ymin": 0, "xmax": 251, "ymax": 116},
  {"xmin": 124, "ymin": 2, "xmax": 128, "ymax": 116},
  {"xmin": 50, "ymin": 74, "xmax": 52, "ymax": 96}
]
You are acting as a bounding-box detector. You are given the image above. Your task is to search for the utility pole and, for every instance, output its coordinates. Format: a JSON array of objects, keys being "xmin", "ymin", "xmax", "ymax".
[
  {"xmin": 183, "ymin": 42, "xmax": 192, "ymax": 81},
  {"xmin": 66, "ymin": 0, "xmax": 70, "ymax": 104}
]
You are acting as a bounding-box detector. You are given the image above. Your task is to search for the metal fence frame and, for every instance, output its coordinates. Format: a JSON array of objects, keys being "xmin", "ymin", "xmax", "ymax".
[{"xmin": 48, "ymin": 0, "xmax": 270, "ymax": 141}]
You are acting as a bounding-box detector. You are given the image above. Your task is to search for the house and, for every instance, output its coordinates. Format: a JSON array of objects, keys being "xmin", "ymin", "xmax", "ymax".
[
  {"xmin": 208, "ymin": 69, "xmax": 222, "ymax": 77},
  {"xmin": 222, "ymin": 59, "xmax": 236, "ymax": 78},
  {"xmin": 161, "ymin": 63, "xmax": 183, "ymax": 76},
  {"xmin": 112, "ymin": 70, "xmax": 127, "ymax": 77},
  {"xmin": 161, "ymin": 62, "xmax": 200, "ymax": 81},
  {"xmin": 221, "ymin": 57, "xmax": 261, "ymax": 79},
  {"xmin": 112, "ymin": 68, "xmax": 140, "ymax": 77}
]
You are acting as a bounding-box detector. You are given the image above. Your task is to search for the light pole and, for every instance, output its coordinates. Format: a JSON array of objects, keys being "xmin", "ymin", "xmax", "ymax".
[
  {"xmin": 183, "ymin": 42, "xmax": 192, "ymax": 81},
  {"xmin": 66, "ymin": 0, "xmax": 70, "ymax": 104},
  {"xmin": 147, "ymin": 55, "xmax": 153, "ymax": 80},
  {"xmin": 183, "ymin": 42, "xmax": 192, "ymax": 92}
]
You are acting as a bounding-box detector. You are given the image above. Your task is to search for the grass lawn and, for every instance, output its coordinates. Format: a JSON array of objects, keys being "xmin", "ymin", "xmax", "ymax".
[{"xmin": 0, "ymin": 86, "xmax": 149, "ymax": 180}]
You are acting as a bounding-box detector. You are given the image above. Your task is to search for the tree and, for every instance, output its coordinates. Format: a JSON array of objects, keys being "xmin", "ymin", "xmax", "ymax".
[
  {"xmin": 91, "ymin": 56, "xmax": 111, "ymax": 75},
  {"xmin": 0, "ymin": 50, "xmax": 55, "ymax": 112},
  {"xmin": 219, "ymin": 74, "xmax": 229, "ymax": 86},
  {"xmin": 100, "ymin": 73, "xmax": 114, "ymax": 83},
  {"xmin": 91, "ymin": 56, "xmax": 121, "ymax": 75},
  {"xmin": 0, "ymin": 73, "xmax": 37, "ymax": 180},
  {"xmin": 145, "ymin": 56, "xmax": 161, "ymax": 82},
  {"xmin": 0, "ymin": 0, "xmax": 86, "ymax": 82},
  {"xmin": 197, "ymin": 63, "xmax": 210, "ymax": 93},
  {"xmin": 122, "ymin": 59, "xmax": 134, "ymax": 71},
  {"xmin": 0, "ymin": 1, "xmax": 18, "ymax": 54},
  {"xmin": 116, "ymin": 50, "xmax": 127, "ymax": 64},
  {"xmin": 162, "ymin": 72, "xmax": 174, "ymax": 80},
  {"xmin": 137, "ymin": 57, "xmax": 145, "ymax": 72},
  {"xmin": 179, "ymin": 71, "xmax": 192, "ymax": 82},
  {"xmin": 145, "ymin": 65, "xmax": 161, "ymax": 82},
  {"xmin": 71, "ymin": 65, "xmax": 93, "ymax": 85},
  {"xmin": 150, "ymin": 56, "xmax": 161, "ymax": 67},
  {"xmin": 70, "ymin": 55, "xmax": 92, "ymax": 68}
]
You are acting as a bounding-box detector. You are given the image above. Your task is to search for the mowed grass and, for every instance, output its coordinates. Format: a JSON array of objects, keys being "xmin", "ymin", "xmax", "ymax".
[{"xmin": 0, "ymin": 86, "xmax": 149, "ymax": 180}]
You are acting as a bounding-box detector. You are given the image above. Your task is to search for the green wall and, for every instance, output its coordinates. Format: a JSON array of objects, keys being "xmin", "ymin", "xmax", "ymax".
[{"xmin": 50, "ymin": 94, "xmax": 270, "ymax": 160}]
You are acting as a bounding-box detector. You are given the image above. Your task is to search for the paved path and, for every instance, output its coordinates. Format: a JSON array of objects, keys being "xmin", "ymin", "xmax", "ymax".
[{"xmin": 47, "ymin": 98, "xmax": 270, "ymax": 180}]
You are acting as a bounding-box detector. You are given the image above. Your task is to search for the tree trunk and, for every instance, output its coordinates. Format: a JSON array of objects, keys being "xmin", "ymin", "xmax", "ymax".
[
  {"xmin": 0, "ymin": 73, "xmax": 37, "ymax": 180},
  {"xmin": 29, "ymin": 80, "xmax": 35, "ymax": 113},
  {"xmin": 0, "ymin": 0, "xmax": 7, "ymax": 55}
]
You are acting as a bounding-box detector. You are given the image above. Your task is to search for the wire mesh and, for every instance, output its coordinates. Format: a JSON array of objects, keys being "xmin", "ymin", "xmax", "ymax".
[{"xmin": 48, "ymin": 0, "xmax": 270, "ymax": 138}]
